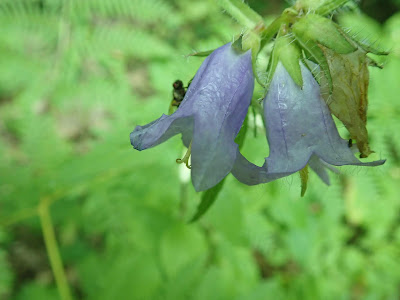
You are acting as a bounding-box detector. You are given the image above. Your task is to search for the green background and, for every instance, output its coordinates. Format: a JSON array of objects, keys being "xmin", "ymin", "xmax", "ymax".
[{"xmin": 1, "ymin": 0, "xmax": 400, "ymax": 299}]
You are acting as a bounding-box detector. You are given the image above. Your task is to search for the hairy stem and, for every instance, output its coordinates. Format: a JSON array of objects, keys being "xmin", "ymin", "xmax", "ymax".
[
  {"xmin": 216, "ymin": 0, "xmax": 263, "ymax": 28},
  {"xmin": 315, "ymin": 0, "xmax": 351, "ymax": 15}
]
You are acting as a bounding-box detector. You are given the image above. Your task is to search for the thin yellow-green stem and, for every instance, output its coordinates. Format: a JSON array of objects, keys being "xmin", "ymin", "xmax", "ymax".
[
  {"xmin": 38, "ymin": 198, "xmax": 73, "ymax": 300},
  {"xmin": 259, "ymin": 7, "xmax": 298, "ymax": 50},
  {"xmin": 260, "ymin": 15, "xmax": 284, "ymax": 49}
]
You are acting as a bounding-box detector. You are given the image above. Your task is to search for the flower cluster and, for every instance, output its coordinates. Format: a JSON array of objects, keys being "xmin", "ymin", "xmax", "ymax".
[{"xmin": 130, "ymin": 3, "xmax": 387, "ymax": 194}]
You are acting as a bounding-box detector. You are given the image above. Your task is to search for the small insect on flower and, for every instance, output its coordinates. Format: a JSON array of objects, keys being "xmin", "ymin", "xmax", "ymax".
[
  {"xmin": 169, "ymin": 79, "xmax": 192, "ymax": 114},
  {"xmin": 348, "ymin": 139, "xmax": 353, "ymax": 148},
  {"xmin": 172, "ymin": 80, "xmax": 186, "ymax": 106}
]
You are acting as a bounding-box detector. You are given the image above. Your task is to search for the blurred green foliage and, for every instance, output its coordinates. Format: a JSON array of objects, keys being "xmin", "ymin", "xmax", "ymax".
[{"xmin": 0, "ymin": 0, "xmax": 400, "ymax": 299}]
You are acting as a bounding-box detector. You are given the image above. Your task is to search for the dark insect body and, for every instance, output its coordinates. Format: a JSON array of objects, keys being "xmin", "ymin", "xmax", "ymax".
[
  {"xmin": 171, "ymin": 80, "xmax": 186, "ymax": 107},
  {"xmin": 169, "ymin": 79, "xmax": 192, "ymax": 114},
  {"xmin": 348, "ymin": 139, "xmax": 353, "ymax": 148}
]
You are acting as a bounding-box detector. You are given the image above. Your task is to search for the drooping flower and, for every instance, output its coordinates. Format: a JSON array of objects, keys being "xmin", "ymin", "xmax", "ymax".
[
  {"xmin": 130, "ymin": 43, "xmax": 254, "ymax": 191},
  {"xmin": 232, "ymin": 61, "xmax": 385, "ymax": 186}
]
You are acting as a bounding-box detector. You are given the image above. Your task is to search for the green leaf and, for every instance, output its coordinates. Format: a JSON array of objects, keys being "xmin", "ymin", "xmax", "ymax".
[
  {"xmin": 292, "ymin": 14, "xmax": 356, "ymax": 54},
  {"xmin": 189, "ymin": 178, "xmax": 227, "ymax": 223}
]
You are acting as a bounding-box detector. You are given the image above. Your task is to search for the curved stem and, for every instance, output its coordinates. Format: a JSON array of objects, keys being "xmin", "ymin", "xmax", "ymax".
[{"xmin": 38, "ymin": 197, "xmax": 73, "ymax": 300}]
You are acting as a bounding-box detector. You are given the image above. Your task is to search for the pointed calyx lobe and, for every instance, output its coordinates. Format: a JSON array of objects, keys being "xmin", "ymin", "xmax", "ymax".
[
  {"xmin": 232, "ymin": 62, "xmax": 384, "ymax": 186},
  {"xmin": 130, "ymin": 43, "xmax": 254, "ymax": 192}
]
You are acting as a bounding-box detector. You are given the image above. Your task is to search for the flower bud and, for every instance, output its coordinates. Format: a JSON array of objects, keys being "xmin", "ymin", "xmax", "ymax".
[{"xmin": 292, "ymin": 14, "xmax": 356, "ymax": 54}]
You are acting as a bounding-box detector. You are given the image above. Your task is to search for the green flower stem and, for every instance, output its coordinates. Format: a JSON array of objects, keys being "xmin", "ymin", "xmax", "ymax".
[
  {"xmin": 259, "ymin": 8, "xmax": 298, "ymax": 50},
  {"xmin": 216, "ymin": 0, "xmax": 263, "ymax": 28},
  {"xmin": 38, "ymin": 197, "xmax": 73, "ymax": 300},
  {"xmin": 259, "ymin": 15, "xmax": 284, "ymax": 50}
]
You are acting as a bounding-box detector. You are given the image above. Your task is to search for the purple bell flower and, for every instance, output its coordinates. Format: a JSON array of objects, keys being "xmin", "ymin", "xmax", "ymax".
[
  {"xmin": 232, "ymin": 61, "xmax": 385, "ymax": 186},
  {"xmin": 130, "ymin": 43, "xmax": 254, "ymax": 191}
]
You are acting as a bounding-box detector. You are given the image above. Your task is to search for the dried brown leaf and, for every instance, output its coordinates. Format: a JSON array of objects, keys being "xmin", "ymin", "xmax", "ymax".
[{"xmin": 320, "ymin": 47, "xmax": 372, "ymax": 157}]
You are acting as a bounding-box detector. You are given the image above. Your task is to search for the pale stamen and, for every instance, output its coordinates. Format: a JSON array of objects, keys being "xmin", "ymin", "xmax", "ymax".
[{"xmin": 176, "ymin": 141, "xmax": 192, "ymax": 169}]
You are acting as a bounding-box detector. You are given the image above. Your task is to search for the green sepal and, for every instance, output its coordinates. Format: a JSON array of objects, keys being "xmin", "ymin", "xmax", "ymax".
[
  {"xmin": 299, "ymin": 165, "xmax": 309, "ymax": 197},
  {"xmin": 232, "ymin": 35, "xmax": 244, "ymax": 53},
  {"xmin": 264, "ymin": 41, "xmax": 280, "ymax": 92},
  {"xmin": 241, "ymin": 31, "xmax": 265, "ymax": 87},
  {"xmin": 292, "ymin": 14, "xmax": 356, "ymax": 54},
  {"xmin": 353, "ymin": 40, "xmax": 389, "ymax": 56},
  {"xmin": 336, "ymin": 25, "xmax": 389, "ymax": 56},
  {"xmin": 293, "ymin": 32, "xmax": 333, "ymax": 93},
  {"xmin": 189, "ymin": 115, "xmax": 249, "ymax": 222},
  {"xmin": 187, "ymin": 49, "xmax": 215, "ymax": 57},
  {"xmin": 314, "ymin": 0, "xmax": 351, "ymax": 16},
  {"xmin": 259, "ymin": 8, "xmax": 298, "ymax": 50},
  {"xmin": 295, "ymin": 0, "xmax": 351, "ymax": 15},
  {"xmin": 366, "ymin": 56, "xmax": 384, "ymax": 69},
  {"xmin": 251, "ymin": 46, "xmax": 265, "ymax": 87},
  {"xmin": 274, "ymin": 35, "xmax": 303, "ymax": 88}
]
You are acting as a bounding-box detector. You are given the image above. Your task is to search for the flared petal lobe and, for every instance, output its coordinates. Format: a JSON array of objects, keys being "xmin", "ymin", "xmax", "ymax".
[
  {"xmin": 130, "ymin": 114, "xmax": 193, "ymax": 151},
  {"xmin": 130, "ymin": 43, "xmax": 254, "ymax": 191}
]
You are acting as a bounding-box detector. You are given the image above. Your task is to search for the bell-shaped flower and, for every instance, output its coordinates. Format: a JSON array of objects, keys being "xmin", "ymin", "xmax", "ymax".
[
  {"xmin": 130, "ymin": 43, "xmax": 254, "ymax": 191},
  {"xmin": 232, "ymin": 61, "xmax": 385, "ymax": 186}
]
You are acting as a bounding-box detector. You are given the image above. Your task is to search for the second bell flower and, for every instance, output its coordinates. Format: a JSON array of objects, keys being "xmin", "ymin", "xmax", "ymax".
[{"xmin": 232, "ymin": 61, "xmax": 385, "ymax": 186}]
